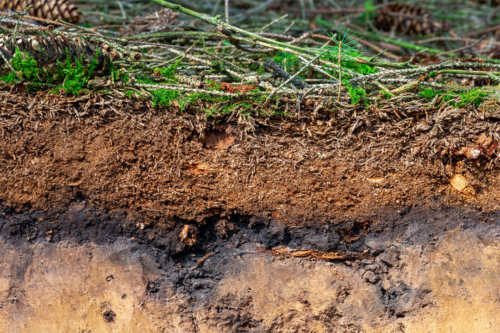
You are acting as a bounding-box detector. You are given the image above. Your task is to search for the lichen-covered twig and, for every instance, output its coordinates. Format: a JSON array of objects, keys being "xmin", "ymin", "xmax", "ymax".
[{"xmin": 255, "ymin": 52, "xmax": 324, "ymax": 112}]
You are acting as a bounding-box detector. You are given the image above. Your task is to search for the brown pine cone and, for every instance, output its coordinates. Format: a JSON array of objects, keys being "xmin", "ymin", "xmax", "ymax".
[
  {"xmin": 468, "ymin": 0, "xmax": 500, "ymax": 5},
  {"xmin": 0, "ymin": 33, "xmax": 119, "ymax": 77},
  {"xmin": 119, "ymin": 8, "xmax": 178, "ymax": 37},
  {"xmin": 375, "ymin": 3, "xmax": 444, "ymax": 36},
  {"xmin": 0, "ymin": 0, "xmax": 80, "ymax": 23}
]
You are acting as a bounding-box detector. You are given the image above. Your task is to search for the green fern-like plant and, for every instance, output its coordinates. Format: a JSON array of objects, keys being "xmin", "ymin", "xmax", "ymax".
[
  {"xmin": 57, "ymin": 49, "xmax": 102, "ymax": 94},
  {"xmin": 58, "ymin": 54, "xmax": 87, "ymax": 94},
  {"xmin": 154, "ymin": 58, "xmax": 182, "ymax": 80},
  {"xmin": 151, "ymin": 89, "xmax": 180, "ymax": 107},
  {"xmin": 345, "ymin": 81, "xmax": 367, "ymax": 105},
  {"xmin": 322, "ymin": 25, "xmax": 363, "ymax": 100},
  {"xmin": 1, "ymin": 47, "xmax": 41, "ymax": 84},
  {"xmin": 458, "ymin": 89, "xmax": 488, "ymax": 107},
  {"xmin": 274, "ymin": 51, "xmax": 298, "ymax": 72}
]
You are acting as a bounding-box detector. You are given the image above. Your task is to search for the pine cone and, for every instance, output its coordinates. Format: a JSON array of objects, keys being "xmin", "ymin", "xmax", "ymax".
[
  {"xmin": 375, "ymin": 4, "xmax": 443, "ymax": 36},
  {"xmin": 468, "ymin": 0, "xmax": 500, "ymax": 5},
  {"xmin": 119, "ymin": 8, "xmax": 178, "ymax": 37},
  {"xmin": 0, "ymin": 33, "xmax": 119, "ymax": 77},
  {"xmin": 0, "ymin": 0, "xmax": 80, "ymax": 23}
]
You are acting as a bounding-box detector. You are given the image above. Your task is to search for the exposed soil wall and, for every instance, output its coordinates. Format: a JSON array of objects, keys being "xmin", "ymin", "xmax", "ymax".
[
  {"xmin": 1, "ymin": 202, "xmax": 500, "ymax": 332},
  {"xmin": 1, "ymin": 91, "xmax": 500, "ymax": 332},
  {"xmin": 2, "ymin": 91, "xmax": 500, "ymax": 223}
]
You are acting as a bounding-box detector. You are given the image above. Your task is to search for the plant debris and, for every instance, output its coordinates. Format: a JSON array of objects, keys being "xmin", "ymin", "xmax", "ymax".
[
  {"xmin": 375, "ymin": 3, "xmax": 445, "ymax": 36},
  {"xmin": 271, "ymin": 247, "xmax": 350, "ymax": 261},
  {"xmin": 0, "ymin": 0, "xmax": 497, "ymax": 118},
  {"xmin": 119, "ymin": 8, "xmax": 178, "ymax": 37}
]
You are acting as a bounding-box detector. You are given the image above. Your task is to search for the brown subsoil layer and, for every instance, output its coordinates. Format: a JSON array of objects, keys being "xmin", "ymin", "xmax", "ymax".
[{"xmin": 1, "ymin": 91, "xmax": 500, "ymax": 332}]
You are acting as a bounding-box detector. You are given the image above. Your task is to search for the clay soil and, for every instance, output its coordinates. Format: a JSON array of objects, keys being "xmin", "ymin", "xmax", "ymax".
[{"xmin": 1, "ymin": 90, "xmax": 500, "ymax": 332}]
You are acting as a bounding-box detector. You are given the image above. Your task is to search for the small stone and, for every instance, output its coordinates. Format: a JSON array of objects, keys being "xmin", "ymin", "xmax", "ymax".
[
  {"xmin": 450, "ymin": 174, "xmax": 468, "ymax": 192},
  {"xmin": 381, "ymin": 279, "xmax": 391, "ymax": 291},
  {"xmin": 361, "ymin": 259, "xmax": 374, "ymax": 265},
  {"xmin": 365, "ymin": 264, "xmax": 379, "ymax": 272},
  {"xmin": 378, "ymin": 250, "xmax": 399, "ymax": 267},
  {"xmin": 363, "ymin": 271, "xmax": 379, "ymax": 284}
]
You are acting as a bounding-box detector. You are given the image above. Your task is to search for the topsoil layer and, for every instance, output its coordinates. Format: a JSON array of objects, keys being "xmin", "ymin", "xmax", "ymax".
[
  {"xmin": 1, "ymin": 90, "xmax": 500, "ymax": 224},
  {"xmin": 1, "ymin": 90, "xmax": 500, "ymax": 332}
]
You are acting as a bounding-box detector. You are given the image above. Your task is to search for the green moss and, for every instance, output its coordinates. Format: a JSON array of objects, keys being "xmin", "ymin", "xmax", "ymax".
[
  {"xmin": 428, "ymin": 71, "xmax": 438, "ymax": 78},
  {"xmin": 146, "ymin": 84, "xmax": 271, "ymax": 117},
  {"xmin": 0, "ymin": 46, "xmax": 124, "ymax": 95},
  {"xmin": 154, "ymin": 58, "xmax": 182, "ymax": 80},
  {"xmin": 418, "ymin": 88, "xmax": 445, "ymax": 99},
  {"xmin": 179, "ymin": 92, "xmax": 206, "ymax": 111},
  {"xmin": 418, "ymin": 88, "xmax": 489, "ymax": 107},
  {"xmin": 343, "ymin": 81, "xmax": 367, "ymax": 105},
  {"xmin": 205, "ymin": 80, "xmax": 222, "ymax": 91},
  {"xmin": 57, "ymin": 52, "xmax": 90, "ymax": 94},
  {"xmin": 458, "ymin": 89, "xmax": 488, "ymax": 107},
  {"xmin": 343, "ymin": 61, "xmax": 378, "ymax": 75},
  {"xmin": 379, "ymin": 89, "xmax": 392, "ymax": 99},
  {"xmin": 124, "ymin": 90, "xmax": 143, "ymax": 98},
  {"xmin": 151, "ymin": 89, "xmax": 181, "ymax": 107},
  {"xmin": 56, "ymin": 48, "xmax": 126, "ymax": 94},
  {"xmin": 220, "ymin": 101, "xmax": 250, "ymax": 115},
  {"xmin": 1, "ymin": 47, "xmax": 42, "ymax": 85}
]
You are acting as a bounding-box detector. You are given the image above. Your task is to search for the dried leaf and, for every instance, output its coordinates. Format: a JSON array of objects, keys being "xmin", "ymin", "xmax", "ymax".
[{"xmin": 220, "ymin": 83, "xmax": 256, "ymax": 94}]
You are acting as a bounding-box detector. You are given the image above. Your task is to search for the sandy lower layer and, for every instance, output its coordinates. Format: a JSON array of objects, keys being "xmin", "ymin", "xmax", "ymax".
[{"xmin": 0, "ymin": 205, "xmax": 499, "ymax": 333}]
